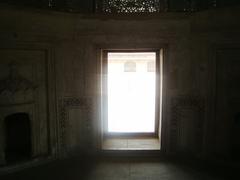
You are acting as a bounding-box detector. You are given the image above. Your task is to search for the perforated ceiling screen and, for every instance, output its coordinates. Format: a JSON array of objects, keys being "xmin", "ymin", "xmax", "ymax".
[
  {"xmin": 2, "ymin": 0, "xmax": 240, "ymax": 13},
  {"xmin": 99, "ymin": 0, "xmax": 163, "ymax": 13}
]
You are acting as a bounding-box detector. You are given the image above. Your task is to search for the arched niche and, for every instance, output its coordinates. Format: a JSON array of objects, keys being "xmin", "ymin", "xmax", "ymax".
[{"xmin": 4, "ymin": 113, "xmax": 32, "ymax": 164}]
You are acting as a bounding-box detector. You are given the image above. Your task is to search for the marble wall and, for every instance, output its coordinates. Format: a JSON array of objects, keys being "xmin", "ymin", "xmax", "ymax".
[{"xmin": 0, "ymin": 4, "xmax": 239, "ymax": 168}]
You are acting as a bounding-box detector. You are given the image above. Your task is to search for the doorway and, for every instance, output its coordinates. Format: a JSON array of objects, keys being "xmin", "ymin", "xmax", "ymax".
[{"xmin": 101, "ymin": 50, "xmax": 163, "ymax": 150}]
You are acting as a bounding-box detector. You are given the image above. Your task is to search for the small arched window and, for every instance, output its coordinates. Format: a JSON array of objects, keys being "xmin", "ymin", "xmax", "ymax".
[{"xmin": 124, "ymin": 61, "xmax": 136, "ymax": 72}]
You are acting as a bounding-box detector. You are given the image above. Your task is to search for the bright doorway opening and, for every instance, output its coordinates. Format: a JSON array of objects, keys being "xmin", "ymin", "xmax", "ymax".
[
  {"xmin": 108, "ymin": 52, "xmax": 156, "ymax": 133},
  {"xmin": 101, "ymin": 50, "xmax": 163, "ymax": 150}
]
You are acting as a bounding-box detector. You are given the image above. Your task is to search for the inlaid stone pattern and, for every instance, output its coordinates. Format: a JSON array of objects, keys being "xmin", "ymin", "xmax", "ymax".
[
  {"xmin": 58, "ymin": 97, "xmax": 93, "ymax": 156},
  {"xmin": 170, "ymin": 96, "xmax": 205, "ymax": 155}
]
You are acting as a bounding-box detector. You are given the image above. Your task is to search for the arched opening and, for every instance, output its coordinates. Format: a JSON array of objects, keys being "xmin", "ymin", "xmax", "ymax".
[{"xmin": 4, "ymin": 113, "xmax": 31, "ymax": 164}]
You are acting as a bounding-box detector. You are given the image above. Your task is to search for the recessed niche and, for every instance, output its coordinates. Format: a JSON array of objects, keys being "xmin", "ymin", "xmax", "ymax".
[{"xmin": 5, "ymin": 113, "xmax": 32, "ymax": 164}]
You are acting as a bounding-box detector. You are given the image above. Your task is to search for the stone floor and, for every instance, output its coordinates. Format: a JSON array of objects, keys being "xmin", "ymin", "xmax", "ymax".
[
  {"xmin": 0, "ymin": 156, "xmax": 237, "ymax": 180},
  {"xmin": 102, "ymin": 138, "xmax": 160, "ymax": 150}
]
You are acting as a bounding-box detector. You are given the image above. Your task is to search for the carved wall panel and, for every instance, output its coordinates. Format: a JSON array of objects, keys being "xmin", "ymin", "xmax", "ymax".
[
  {"xmin": 58, "ymin": 97, "xmax": 93, "ymax": 156},
  {"xmin": 0, "ymin": 49, "xmax": 49, "ymax": 165},
  {"xmin": 170, "ymin": 96, "xmax": 204, "ymax": 155}
]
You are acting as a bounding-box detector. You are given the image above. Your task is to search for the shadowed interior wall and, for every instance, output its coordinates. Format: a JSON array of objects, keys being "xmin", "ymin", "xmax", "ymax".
[{"xmin": 0, "ymin": 3, "xmax": 240, "ymax": 168}]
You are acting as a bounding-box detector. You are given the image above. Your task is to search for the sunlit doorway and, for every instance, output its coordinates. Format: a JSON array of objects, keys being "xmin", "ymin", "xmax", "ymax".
[{"xmin": 101, "ymin": 50, "xmax": 162, "ymax": 150}]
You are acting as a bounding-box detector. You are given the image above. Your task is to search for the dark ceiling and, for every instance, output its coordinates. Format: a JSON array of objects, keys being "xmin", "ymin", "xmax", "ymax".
[{"xmin": 1, "ymin": 0, "xmax": 240, "ymax": 13}]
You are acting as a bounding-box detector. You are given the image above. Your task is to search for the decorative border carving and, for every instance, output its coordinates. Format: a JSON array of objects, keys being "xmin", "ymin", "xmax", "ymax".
[
  {"xmin": 58, "ymin": 97, "xmax": 92, "ymax": 156},
  {"xmin": 170, "ymin": 96, "xmax": 205, "ymax": 154}
]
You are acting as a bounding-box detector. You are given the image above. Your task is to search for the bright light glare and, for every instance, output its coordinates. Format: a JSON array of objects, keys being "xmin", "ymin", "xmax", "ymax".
[{"xmin": 108, "ymin": 52, "xmax": 156, "ymax": 133}]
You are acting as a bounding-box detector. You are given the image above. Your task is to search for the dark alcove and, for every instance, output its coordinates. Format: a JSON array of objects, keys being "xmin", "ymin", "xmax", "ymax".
[
  {"xmin": 5, "ymin": 113, "xmax": 32, "ymax": 164},
  {"xmin": 232, "ymin": 112, "xmax": 240, "ymax": 160}
]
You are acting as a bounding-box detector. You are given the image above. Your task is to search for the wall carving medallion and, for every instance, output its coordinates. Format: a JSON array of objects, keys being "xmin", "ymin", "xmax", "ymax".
[
  {"xmin": 0, "ymin": 62, "xmax": 37, "ymax": 95},
  {"xmin": 170, "ymin": 96, "xmax": 205, "ymax": 155},
  {"xmin": 58, "ymin": 97, "xmax": 93, "ymax": 156}
]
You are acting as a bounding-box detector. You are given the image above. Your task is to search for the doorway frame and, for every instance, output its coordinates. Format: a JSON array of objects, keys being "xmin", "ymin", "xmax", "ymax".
[{"xmin": 95, "ymin": 43, "xmax": 168, "ymax": 152}]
